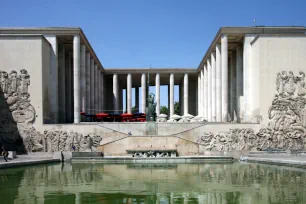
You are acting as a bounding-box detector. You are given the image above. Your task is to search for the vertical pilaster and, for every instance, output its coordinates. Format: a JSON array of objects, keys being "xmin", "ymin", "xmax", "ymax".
[
  {"xmin": 127, "ymin": 73, "xmax": 132, "ymax": 114},
  {"xmin": 155, "ymin": 73, "xmax": 160, "ymax": 115},
  {"xmin": 216, "ymin": 44, "xmax": 222, "ymax": 122},
  {"xmin": 184, "ymin": 73, "xmax": 188, "ymax": 115},
  {"xmin": 101, "ymin": 72, "xmax": 105, "ymax": 112},
  {"xmin": 221, "ymin": 34, "xmax": 228, "ymax": 122},
  {"xmin": 211, "ymin": 52, "xmax": 216, "ymax": 122},
  {"xmin": 141, "ymin": 73, "xmax": 146, "ymax": 113},
  {"xmin": 169, "ymin": 73, "xmax": 174, "ymax": 117},
  {"xmin": 73, "ymin": 34, "xmax": 81, "ymax": 123},
  {"xmin": 201, "ymin": 68, "xmax": 205, "ymax": 118}
]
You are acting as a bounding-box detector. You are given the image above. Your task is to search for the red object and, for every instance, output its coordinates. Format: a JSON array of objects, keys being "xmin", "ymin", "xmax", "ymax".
[
  {"xmin": 96, "ymin": 113, "xmax": 109, "ymax": 117},
  {"xmin": 81, "ymin": 112, "xmax": 86, "ymax": 115},
  {"xmin": 136, "ymin": 118, "xmax": 146, "ymax": 122}
]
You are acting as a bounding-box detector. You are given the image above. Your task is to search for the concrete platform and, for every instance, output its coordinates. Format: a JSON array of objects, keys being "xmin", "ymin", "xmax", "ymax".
[
  {"xmin": 0, "ymin": 155, "xmax": 60, "ymax": 169},
  {"xmin": 71, "ymin": 156, "xmax": 234, "ymax": 164}
]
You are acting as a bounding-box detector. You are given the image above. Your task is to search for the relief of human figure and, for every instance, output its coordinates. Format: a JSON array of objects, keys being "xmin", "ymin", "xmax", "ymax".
[
  {"xmin": 0, "ymin": 71, "xmax": 9, "ymax": 93},
  {"xmin": 297, "ymin": 71, "xmax": 306, "ymax": 96},
  {"xmin": 284, "ymin": 71, "xmax": 296, "ymax": 96},
  {"xmin": 9, "ymin": 70, "xmax": 18, "ymax": 94},
  {"xmin": 18, "ymin": 69, "xmax": 30, "ymax": 94}
]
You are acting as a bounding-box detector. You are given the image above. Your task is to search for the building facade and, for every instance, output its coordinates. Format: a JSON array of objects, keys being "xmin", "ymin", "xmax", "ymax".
[{"xmin": 1, "ymin": 26, "xmax": 306, "ymax": 154}]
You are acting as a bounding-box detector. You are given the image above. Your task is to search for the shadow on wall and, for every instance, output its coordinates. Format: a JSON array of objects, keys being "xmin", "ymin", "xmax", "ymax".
[{"xmin": 0, "ymin": 89, "xmax": 25, "ymax": 153}]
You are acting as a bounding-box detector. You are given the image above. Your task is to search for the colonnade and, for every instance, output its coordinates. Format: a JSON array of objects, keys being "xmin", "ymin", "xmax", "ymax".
[
  {"xmin": 198, "ymin": 34, "xmax": 228, "ymax": 122},
  {"xmin": 112, "ymin": 72, "xmax": 190, "ymax": 117},
  {"xmin": 55, "ymin": 35, "xmax": 105, "ymax": 124}
]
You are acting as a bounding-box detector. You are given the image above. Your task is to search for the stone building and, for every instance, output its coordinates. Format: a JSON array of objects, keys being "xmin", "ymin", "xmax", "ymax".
[{"xmin": 1, "ymin": 26, "xmax": 306, "ymax": 154}]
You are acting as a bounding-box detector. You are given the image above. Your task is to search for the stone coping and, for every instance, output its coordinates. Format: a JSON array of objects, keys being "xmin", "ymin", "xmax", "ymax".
[
  {"xmin": 244, "ymin": 157, "xmax": 306, "ymax": 169},
  {"xmin": 71, "ymin": 156, "xmax": 234, "ymax": 164},
  {"xmin": 0, "ymin": 158, "xmax": 60, "ymax": 169}
]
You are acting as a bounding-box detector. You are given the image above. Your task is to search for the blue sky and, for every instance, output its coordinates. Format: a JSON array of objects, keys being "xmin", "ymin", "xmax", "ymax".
[{"xmin": 1, "ymin": 0, "xmax": 306, "ymax": 111}]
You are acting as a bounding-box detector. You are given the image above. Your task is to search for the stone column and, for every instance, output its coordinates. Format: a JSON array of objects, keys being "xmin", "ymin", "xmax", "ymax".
[
  {"xmin": 211, "ymin": 52, "xmax": 216, "ymax": 122},
  {"xmin": 101, "ymin": 72, "xmax": 105, "ymax": 112},
  {"xmin": 127, "ymin": 73, "xmax": 132, "ymax": 114},
  {"xmin": 65, "ymin": 53, "xmax": 72, "ymax": 122},
  {"xmin": 44, "ymin": 35, "xmax": 58, "ymax": 123},
  {"xmin": 216, "ymin": 44, "xmax": 222, "ymax": 122},
  {"xmin": 236, "ymin": 44, "xmax": 243, "ymax": 123},
  {"xmin": 169, "ymin": 73, "xmax": 174, "ymax": 117},
  {"xmin": 58, "ymin": 44, "xmax": 65, "ymax": 123},
  {"xmin": 184, "ymin": 73, "xmax": 188, "ymax": 115},
  {"xmin": 155, "ymin": 73, "xmax": 160, "ymax": 116},
  {"xmin": 113, "ymin": 74, "xmax": 119, "ymax": 113},
  {"xmin": 80, "ymin": 45, "xmax": 86, "ymax": 114},
  {"xmin": 90, "ymin": 59, "xmax": 95, "ymax": 114},
  {"xmin": 201, "ymin": 68, "xmax": 205, "ymax": 117},
  {"xmin": 203, "ymin": 65, "xmax": 208, "ymax": 120},
  {"xmin": 221, "ymin": 34, "xmax": 228, "ymax": 122},
  {"xmin": 85, "ymin": 53, "xmax": 91, "ymax": 115},
  {"xmin": 231, "ymin": 51, "xmax": 237, "ymax": 121},
  {"xmin": 95, "ymin": 64, "xmax": 99, "ymax": 113},
  {"xmin": 135, "ymin": 87, "xmax": 139, "ymax": 112},
  {"xmin": 198, "ymin": 73, "xmax": 201, "ymax": 116},
  {"xmin": 207, "ymin": 59, "xmax": 212, "ymax": 122},
  {"xmin": 73, "ymin": 34, "xmax": 80, "ymax": 123},
  {"xmin": 141, "ymin": 73, "xmax": 146, "ymax": 113}
]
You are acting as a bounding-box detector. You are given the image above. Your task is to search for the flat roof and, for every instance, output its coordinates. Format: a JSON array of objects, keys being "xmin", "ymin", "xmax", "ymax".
[{"xmin": 197, "ymin": 26, "xmax": 306, "ymax": 71}]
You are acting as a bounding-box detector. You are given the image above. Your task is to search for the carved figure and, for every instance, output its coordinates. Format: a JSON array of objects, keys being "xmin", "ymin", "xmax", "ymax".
[
  {"xmin": 0, "ymin": 71, "xmax": 9, "ymax": 93},
  {"xmin": 8, "ymin": 70, "xmax": 18, "ymax": 94},
  {"xmin": 18, "ymin": 69, "xmax": 30, "ymax": 94}
]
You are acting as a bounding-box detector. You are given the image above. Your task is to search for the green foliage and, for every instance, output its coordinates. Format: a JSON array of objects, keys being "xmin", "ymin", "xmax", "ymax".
[
  {"xmin": 174, "ymin": 101, "xmax": 180, "ymax": 115},
  {"xmin": 160, "ymin": 106, "xmax": 168, "ymax": 115},
  {"xmin": 132, "ymin": 106, "xmax": 138, "ymax": 113}
]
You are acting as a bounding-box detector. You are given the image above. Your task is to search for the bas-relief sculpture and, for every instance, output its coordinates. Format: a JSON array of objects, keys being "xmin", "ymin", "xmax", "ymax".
[
  {"xmin": 0, "ymin": 69, "xmax": 103, "ymax": 153},
  {"xmin": 199, "ymin": 71, "xmax": 306, "ymax": 151},
  {"xmin": 44, "ymin": 130, "xmax": 102, "ymax": 152}
]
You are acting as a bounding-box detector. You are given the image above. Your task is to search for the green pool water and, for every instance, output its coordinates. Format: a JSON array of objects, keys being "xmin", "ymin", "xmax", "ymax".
[{"xmin": 1, "ymin": 162, "xmax": 306, "ymax": 204}]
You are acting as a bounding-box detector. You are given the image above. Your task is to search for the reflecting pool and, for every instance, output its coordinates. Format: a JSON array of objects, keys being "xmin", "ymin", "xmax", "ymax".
[{"xmin": 1, "ymin": 162, "xmax": 306, "ymax": 203}]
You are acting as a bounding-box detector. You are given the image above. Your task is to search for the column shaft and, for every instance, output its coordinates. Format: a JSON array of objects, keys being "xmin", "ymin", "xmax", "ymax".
[
  {"xmin": 127, "ymin": 73, "xmax": 132, "ymax": 114},
  {"xmin": 198, "ymin": 73, "xmax": 201, "ymax": 116},
  {"xmin": 207, "ymin": 59, "xmax": 212, "ymax": 121},
  {"xmin": 221, "ymin": 34, "xmax": 228, "ymax": 122},
  {"xmin": 85, "ymin": 53, "xmax": 91, "ymax": 115},
  {"xmin": 95, "ymin": 65, "xmax": 99, "ymax": 113},
  {"xmin": 169, "ymin": 73, "xmax": 174, "ymax": 116},
  {"xmin": 236, "ymin": 44, "xmax": 243, "ymax": 123},
  {"xmin": 113, "ymin": 74, "xmax": 119, "ymax": 113},
  {"xmin": 90, "ymin": 59, "xmax": 95, "ymax": 114},
  {"xmin": 203, "ymin": 66, "xmax": 208, "ymax": 120},
  {"xmin": 58, "ymin": 44, "xmax": 65, "ymax": 123},
  {"xmin": 211, "ymin": 52, "xmax": 216, "ymax": 122},
  {"xmin": 101, "ymin": 72, "xmax": 105, "ymax": 112},
  {"xmin": 155, "ymin": 73, "xmax": 160, "ymax": 115},
  {"xmin": 80, "ymin": 45, "xmax": 86, "ymax": 113},
  {"xmin": 135, "ymin": 87, "xmax": 139, "ymax": 112},
  {"xmin": 184, "ymin": 73, "xmax": 188, "ymax": 115},
  {"xmin": 216, "ymin": 44, "xmax": 222, "ymax": 122},
  {"xmin": 73, "ymin": 35, "xmax": 80, "ymax": 123},
  {"xmin": 201, "ymin": 68, "xmax": 205, "ymax": 118},
  {"xmin": 141, "ymin": 73, "xmax": 146, "ymax": 113}
]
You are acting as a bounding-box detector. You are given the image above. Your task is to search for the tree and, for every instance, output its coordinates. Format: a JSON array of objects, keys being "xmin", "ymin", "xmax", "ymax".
[
  {"xmin": 174, "ymin": 101, "xmax": 180, "ymax": 115},
  {"xmin": 160, "ymin": 106, "xmax": 168, "ymax": 115},
  {"xmin": 132, "ymin": 106, "xmax": 138, "ymax": 113}
]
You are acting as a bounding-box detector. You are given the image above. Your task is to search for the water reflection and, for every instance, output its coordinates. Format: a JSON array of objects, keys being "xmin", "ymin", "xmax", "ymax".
[{"xmin": 0, "ymin": 162, "xmax": 306, "ymax": 203}]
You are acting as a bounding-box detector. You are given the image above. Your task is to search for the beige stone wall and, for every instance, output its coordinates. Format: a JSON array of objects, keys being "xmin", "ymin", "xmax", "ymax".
[
  {"xmin": 0, "ymin": 36, "xmax": 49, "ymax": 129},
  {"xmin": 253, "ymin": 36, "xmax": 306, "ymax": 124}
]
